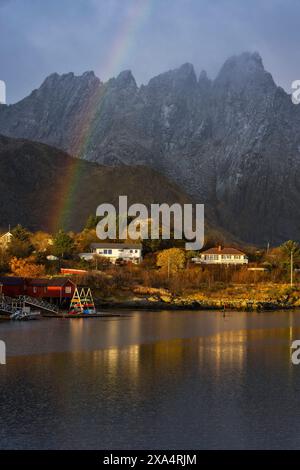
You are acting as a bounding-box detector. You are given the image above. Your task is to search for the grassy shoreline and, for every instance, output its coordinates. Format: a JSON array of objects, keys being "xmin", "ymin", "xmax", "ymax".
[{"xmin": 94, "ymin": 283, "xmax": 300, "ymax": 312}]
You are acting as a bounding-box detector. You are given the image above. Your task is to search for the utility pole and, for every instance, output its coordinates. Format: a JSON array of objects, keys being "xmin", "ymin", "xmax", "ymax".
[{"xmin": 291, "ymin": 250, "xmax": 294, "ymax": 287}]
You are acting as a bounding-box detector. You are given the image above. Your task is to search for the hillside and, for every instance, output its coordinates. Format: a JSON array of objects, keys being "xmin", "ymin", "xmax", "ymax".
[{"xmin": 0, "ymin": 135, "xmax": 207, "ymax": 236}]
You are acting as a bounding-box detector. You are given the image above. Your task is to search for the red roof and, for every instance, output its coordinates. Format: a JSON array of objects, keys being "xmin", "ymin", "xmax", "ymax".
[
  {"xmin": 27, "ymin": 278, "xmax": 48, "ymax": 286},
  {"xmin": 47, "ymin": 277, "xmax": 75, "ymax": 287},
  {"xmin": 201, "ymin": 247, "xmax": 246, "ymax": 255},
  {"xmin": 0, "ymin": 276, "xmax": 24, "ymax": 286},
  {"xmin": 61, "ymin": 268, "xmax": 88, "ymax": 275}
]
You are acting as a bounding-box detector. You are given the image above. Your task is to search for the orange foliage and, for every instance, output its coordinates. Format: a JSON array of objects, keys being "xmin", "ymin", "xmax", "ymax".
[{"xmin": 10, "ymin": 256, "xmax": 46, "ymax": 278}]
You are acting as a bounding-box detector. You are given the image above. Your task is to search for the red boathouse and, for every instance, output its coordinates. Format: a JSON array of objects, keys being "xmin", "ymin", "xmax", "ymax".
[
  {"xmin": 0, "ymin": 276, "xmax": 25, "ymax": 297},
  {"xmin": 0, "ymin": 276, "xmax": 76, "ymax": 305}
]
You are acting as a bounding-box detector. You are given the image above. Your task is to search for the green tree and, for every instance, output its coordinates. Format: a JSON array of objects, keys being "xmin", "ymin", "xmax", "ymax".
[
  {"xmin": 85, "ymin": 215, "xmax": 100, "ymax": 230},
  {"xmin": 12, "ymin": 224, "xmax": 31, "ymax": 242},
  {"xmin": 8, "ymin": 239, "xmax": 33, "ymax": 259},
  {"xmin": 0, "ymin": 247, "xmax": 10, "ymax": 273},
  {"xmin": 280, "ymin": 240, "xmax": 300, "ymax": 286},
  {"xmin": 52, "ymin": 230, "xmax": 74, "ymax": 259},
  {"xmin": 280, "ymin": 240, "xmax": 300, "ymax": 258}
]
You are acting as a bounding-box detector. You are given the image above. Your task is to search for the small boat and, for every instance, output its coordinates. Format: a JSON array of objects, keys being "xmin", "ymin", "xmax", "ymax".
[{"xmin": 10, "ymin": 309, "xmax": 41, "ymax": 321}]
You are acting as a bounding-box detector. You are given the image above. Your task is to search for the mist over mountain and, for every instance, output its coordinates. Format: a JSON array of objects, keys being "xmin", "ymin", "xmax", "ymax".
[{"xmin": 1, "ymin": 52, "xmax": 300, "ymax": 245}]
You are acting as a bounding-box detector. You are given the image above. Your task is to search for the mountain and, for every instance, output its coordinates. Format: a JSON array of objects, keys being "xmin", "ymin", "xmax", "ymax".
[
  {"xmin": 1, "ymin": 52, "xmax": 300, "ymax": 245},
  {"xmin": 0, "ymin": 134, "xmax": 202, "ymax": 235}
]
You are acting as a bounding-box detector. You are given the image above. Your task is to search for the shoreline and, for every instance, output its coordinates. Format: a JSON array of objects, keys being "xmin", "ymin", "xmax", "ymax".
[{"xmin": 96, "ymin": 299, "xmax": 296, "ymax": 312}]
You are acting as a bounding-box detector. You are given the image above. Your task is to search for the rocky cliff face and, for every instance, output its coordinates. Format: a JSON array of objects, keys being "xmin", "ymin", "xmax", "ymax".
[{"xmin": 1, "ymin": 52, "xmax": 300, "ymax": 245}]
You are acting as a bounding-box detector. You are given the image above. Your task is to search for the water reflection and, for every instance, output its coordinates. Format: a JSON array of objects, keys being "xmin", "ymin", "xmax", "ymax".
[{"xmin": 1, "ymin": 311, "xmax": 300, "ymax": 449}]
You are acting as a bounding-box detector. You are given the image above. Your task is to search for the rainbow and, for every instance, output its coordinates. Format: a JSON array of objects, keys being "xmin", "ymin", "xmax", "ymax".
[{"xmin": 52, "ymin": 0, "xmax": 152, "ymax": 233}]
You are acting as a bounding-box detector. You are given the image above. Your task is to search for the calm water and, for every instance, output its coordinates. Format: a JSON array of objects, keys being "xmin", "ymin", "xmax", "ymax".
[{"xmin": 1, "ymin": 309, "xmax": 300, "ymax": 449}]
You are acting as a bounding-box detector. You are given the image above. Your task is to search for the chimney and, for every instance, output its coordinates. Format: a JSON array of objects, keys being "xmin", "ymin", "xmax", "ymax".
[{"xmin": 218, "ymin": 245, "xmax": 222, "ymax": 252}]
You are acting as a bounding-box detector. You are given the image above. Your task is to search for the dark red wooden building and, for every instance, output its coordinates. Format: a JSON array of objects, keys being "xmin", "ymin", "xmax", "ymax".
[
  {"xmin": 45, "ymin": 278, "xmax": 76, "ymax": 302},
  {"xmin": 0, "ymin": 276, "xmax": 25, "ymax": 297},
  {"xmin": 0, "ymin": 276, "xmax": 76, "ymax": 304},
  {"xmin": 26, "ymin": 278, "xmax": 48, "ymax": 298}
]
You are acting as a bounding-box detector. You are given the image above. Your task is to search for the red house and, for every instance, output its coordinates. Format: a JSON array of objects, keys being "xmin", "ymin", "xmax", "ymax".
[
  {"xmin": 0, "ymin": 276, "xmax": 76, "ymax": 305},
  {"xmin": 26, "ymin": 278, "xmax": 48, "ymax": 298},
  {"xmin": 45, "ymin": 278, "xmax": 76, "ymax": 302},
  {"xmin": 0, "ymin": 276, "xmax": 25, "ymax": 297}
]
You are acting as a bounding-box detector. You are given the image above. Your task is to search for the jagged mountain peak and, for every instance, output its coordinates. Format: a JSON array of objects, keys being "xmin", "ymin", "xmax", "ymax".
[
  {"xmin": 114, "ymin": 70, "xmax": 137, "ymax": 88},
  {"xmin": 214, "ymin": 51, "xmax": 276, "ymax": 94},
  {"xmin": 198, "ymin": 70, "xmax": 211, "ymax": 91},
  {"xmin": 178, "ymin": 62, "xmax": 196, "ymax": 76},
  {"xmin": 216, "ymin": 51, "xmax": 266, "ymax": 79},
  {"xmin": 40, "ymin": 70, "xmax": 100, "ymax": 89},
  {"xmin": 199, "ymin": 70, "xmax": 209, "ymax": 81},
  {"xmin": 227, "ymin": 51, "xmax": 263, "ymax": 67},
  {"xmin": 147, "ymin": 63, "xmax": 197, "ymax": 92}
]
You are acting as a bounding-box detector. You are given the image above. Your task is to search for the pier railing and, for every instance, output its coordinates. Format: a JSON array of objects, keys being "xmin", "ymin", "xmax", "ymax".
[
  {"xmin": 18, "ymin": 296, "xmax": 59, "ymax": 314},
  {"xmin": 0, "ymin": 294, "xmax": 59, "ymax": 315}
]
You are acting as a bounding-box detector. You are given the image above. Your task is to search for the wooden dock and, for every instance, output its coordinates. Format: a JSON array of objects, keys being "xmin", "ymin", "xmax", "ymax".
[{"xmin": 43, "ymin": 312, "xmax": 122, "ymax": 319}]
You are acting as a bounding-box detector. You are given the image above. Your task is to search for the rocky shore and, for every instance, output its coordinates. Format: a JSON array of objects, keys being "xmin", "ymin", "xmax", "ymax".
[{"xmin": 96, "ymin": 286, "xmax": 300, "ymax": 312}]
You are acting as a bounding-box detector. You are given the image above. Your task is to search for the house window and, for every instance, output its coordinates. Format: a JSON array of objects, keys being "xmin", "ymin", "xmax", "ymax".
[
  {"xmin": 33, "ymin": 287, "xmax": 37, "ymax": 293},
  {"xmin": 65, "ymin": 286, "xmax": 72, "ymax": 294}
]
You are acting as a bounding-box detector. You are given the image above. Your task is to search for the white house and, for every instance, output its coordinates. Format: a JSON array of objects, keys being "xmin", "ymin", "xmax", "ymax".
[
  {"xmin": 0, "ymin": 231, "xmax": 13, "ymax": 250},
  {"xmin": 193, "ymin": 246, "xmax": 248, "ymax": 265},
  {"xmin": 80, "ymin": 243, "xmax": 143, "ymax": 264}
]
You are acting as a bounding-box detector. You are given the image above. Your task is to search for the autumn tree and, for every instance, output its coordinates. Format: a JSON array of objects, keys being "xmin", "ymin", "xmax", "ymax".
[
  {"xmin": 75, "ymin": 229, "xmax": 98, "ymax": 252},
  {"xmin": 30, "ymin": 231, "xmax": 52, "ymax": 253},
  {"xmin": 10, "ymin": 256, "xmax": 46, "ymax": 277},
  {"xmin": 156, "ymin": 248, "xmax": 186, "ymax": 275}
]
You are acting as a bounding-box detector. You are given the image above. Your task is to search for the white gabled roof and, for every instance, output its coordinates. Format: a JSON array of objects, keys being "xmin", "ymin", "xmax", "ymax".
[{"xmin": 0, "ymin": 231, "xmax": 13, "ymax": 239}]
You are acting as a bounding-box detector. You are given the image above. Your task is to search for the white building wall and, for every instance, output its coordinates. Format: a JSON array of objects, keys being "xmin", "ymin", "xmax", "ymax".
[
  {"xmin": 94, "ymin": 247, "xmax": 142, "ymax": 263},
  {"xmin": 199, "ymin": 254, "xmax": 248, "ymax": 265}
]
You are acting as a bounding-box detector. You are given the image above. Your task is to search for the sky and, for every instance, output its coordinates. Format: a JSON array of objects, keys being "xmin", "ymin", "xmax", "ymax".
[{"xmin": 0, "ymin": 0, "xmax": 299, "ymax": 103}]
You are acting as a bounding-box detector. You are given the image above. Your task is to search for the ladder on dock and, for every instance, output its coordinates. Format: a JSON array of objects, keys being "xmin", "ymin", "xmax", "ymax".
[
  {"xmin": 18, "ymin": 296, "xmax": 59, "ymax": 314},
  {"xmin": 0, "ymin": 294, "xmax": 59, "ymax": 316}
]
